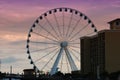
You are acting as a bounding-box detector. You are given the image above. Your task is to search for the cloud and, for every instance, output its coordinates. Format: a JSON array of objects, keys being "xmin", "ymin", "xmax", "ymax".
[
  {"xmin": 0, "ymin": 33, "xmax": 26, "ymax": 42},
  {"xmin": 0, "ymin": 1, "xmax": 49, "ymax": 34},
  {"xmin": 1, "ymin": 56, "xmax": 21, "ymax": 64},
  {"xmin": 112, "ymin": 0, "xmax": 120, "ymax": 7}
]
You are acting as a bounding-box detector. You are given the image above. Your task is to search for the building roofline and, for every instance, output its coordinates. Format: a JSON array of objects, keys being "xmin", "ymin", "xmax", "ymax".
[
  {"xmin": 80, "ymin": 33, "xmax": 98, "ymax": 39},
  {"xmin": 23, "ymin": 69, "xmax": 35, "ymax": 71},
  {"xmin": 80, "ymin": 29, "xmax": 120, "ymax": 39},
  {"xmin": 98, "ymin": 29, "xmax": 120, "ymax": 33},
  {"xmin": 108, "ymin": 18, "xmax": 120, "ymax": 24}
]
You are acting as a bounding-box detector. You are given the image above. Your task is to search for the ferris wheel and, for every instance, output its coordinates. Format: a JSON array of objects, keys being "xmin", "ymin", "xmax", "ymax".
[{"xmin": 26, "ymin": 7, "xmax": 97, "ymax": 75}]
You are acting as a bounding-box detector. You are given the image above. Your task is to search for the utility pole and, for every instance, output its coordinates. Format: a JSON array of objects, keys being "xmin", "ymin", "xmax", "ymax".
[
  {"xmin": 10, "ymin": 66, "xmax": 12, "ymax": 74},
  {"xmin": 10, "ymin": 66, "xmax": 12, "ymax": 80}
]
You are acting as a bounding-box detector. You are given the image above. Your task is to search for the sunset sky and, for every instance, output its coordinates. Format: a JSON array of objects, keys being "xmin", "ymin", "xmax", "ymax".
[{"xmin": 0, "ymin": 0, "xmax": 120, "ymax": 73}]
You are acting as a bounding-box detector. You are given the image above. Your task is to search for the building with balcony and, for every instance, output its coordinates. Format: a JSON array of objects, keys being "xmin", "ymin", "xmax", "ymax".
[{"xmin": 81, "ymin": 18, "xmax": 120, "ymax": 75}]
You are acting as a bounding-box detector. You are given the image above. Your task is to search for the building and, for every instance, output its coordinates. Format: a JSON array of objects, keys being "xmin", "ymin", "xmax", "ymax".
[
  {"xmin": 81, "ymin": 18, "xmax": 120, "ymax": 75},
  {"xmin": 23, "ymin": 69, "xmax": 35, "ymax": 76}
]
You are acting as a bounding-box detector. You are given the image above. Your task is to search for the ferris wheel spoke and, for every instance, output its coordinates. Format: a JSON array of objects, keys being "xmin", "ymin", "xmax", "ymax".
[
  {"xmin": 30, "ymin": 41, "xmax": 58, "ymax": 45},
  {"xmin": 68, "ymin": 23, "xmax": 90, "ymax": 41},
  {"xmin": 69, "ymin": 47, "xmax": 80, "ymax": 55},
  {"xmin": 44, "ymin": 16, "xmax": 60, "ymax": 40},
  {"xmin": 68, "ymin": 48, "xmax": 80, "ymax": 61},
  {"xmin": 53, "ymin": 13, "xmax": 62, "ymax": 39},
  {"xmin": 67, "ymin": 16, "xmax": 82, "ymax": 39},
  {"xmin": 41, "ymin": 49, "xmax": 59, "ymax": 71},
  {"xmin": 37, "ymin": 23, "xmax": 59, "ymax": 41},
  {"xmin": 30, "ymin": 46, "xmax": 58, "ymax": 53},
  {"xmin": 69, "ymin": 45, "xmax": 80, "ymax": 49},
  {"xmin": 85, "ymin": 31, "xmax": 96, "ymax": 36},
  {"xmin": 34, "ymin": 47, "xmax": 59, "ymax": 63},
  {"xmin": 66, "ymin": 12, "xmax": 73, "ymax": 37},
  {"xmin": 70, "ymin": 31, "xmax": 95, "ymax": 42},
  {"xmin": 62, "ymin": 11, "xmax": 65, "ymax": 37},
  {"xmin": 32, "ymin": 32, "xmax": 58, "ymax": 43},
  {"xmin": 69, "ymin": 42, "xmax": 80, "ymax": 44}
]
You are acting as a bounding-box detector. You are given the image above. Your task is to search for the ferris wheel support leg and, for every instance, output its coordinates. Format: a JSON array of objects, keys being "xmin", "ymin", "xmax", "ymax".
[
  {"xmin": 50, "ymin": 47, "xmax": 64, "ymax": 75},
  {"xmin": 64, "ymin": 48, "xmax": 78, "ymax": 71}
]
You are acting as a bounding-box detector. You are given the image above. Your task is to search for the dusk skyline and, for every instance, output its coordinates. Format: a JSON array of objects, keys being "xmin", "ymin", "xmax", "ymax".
[{"xmin": 0, "ymin": 0, "xmax": 120, "ymax": 73}]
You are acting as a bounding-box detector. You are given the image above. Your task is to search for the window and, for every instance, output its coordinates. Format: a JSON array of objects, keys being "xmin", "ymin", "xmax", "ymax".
[{"xmin": 116, "ymin": 21, "xmax": 119, "ymax": 26}]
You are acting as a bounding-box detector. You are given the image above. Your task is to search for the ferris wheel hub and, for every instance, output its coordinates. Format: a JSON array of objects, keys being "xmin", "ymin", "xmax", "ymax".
[{"xmin": 60, "ymin": 41, "xmax": 68, "ymax": 47}]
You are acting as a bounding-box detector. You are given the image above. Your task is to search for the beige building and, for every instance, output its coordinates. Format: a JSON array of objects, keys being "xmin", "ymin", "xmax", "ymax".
[{"xmin": 81, "ymin": 18, "xmax": 120, "ymax": 75}]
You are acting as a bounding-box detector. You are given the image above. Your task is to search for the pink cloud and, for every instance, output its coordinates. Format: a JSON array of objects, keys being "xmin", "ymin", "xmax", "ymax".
[{"xmin": 0, "ymin": 34, "xmax": 26, "ymax": 41}]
